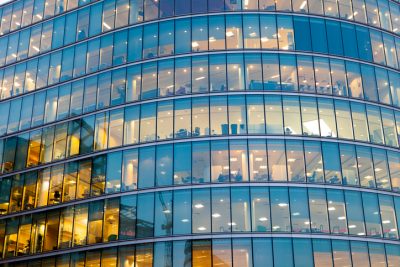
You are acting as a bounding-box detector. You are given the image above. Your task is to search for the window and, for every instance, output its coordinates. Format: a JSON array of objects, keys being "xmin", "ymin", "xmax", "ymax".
[
  {"xmin": 160, "ymin": 0, "xmax": 174, "ymax": 17},
  {"xmin": 210, "ymin": 96, "xmax": 228, "ymax": 135},
  {"xmin": 226, "ymin": 15, "xmax": 243, "ymax": 49},
  {"xmin": 309, "ymin": 189, "xmax": 330, "ymax": 233},
  {"xmin": 126, "ymin": 66, "xmax": 141, "ymax": 102},
  {"xmin": 245, "ymin": 54, "xmax": 263, "ymax": 90},
  {"xmin": 43, "ymin": 210, "xmax": 60, "ymax": 251},
  {"xmin": 211, "ymin": 188, "xmax": 231, "ymax": 232},
  {"xmin": 140, "ymin": 103, "xmax": 156, "ymax": 142},
  {"xmin": 262, "ymin": 54, "xmax": 280, "ymax": 90},
  {"xmin": 345, "ymin": 191, "xmax": 366, "ymax": 236},
  {"xmin": 106, "ymin": 152, "xmax": 122, "ymax": 193},
  {"xmin": 289, "ymin": 188, "xmax": 310, "ymax": 233},
  {"xmin": 230, "ymin": 140, "xmax": 249, "ymax": 182},
  {"xmin": 72, "ymin": 206, "xmax": 88, "ymax": 246},
  {"xmin": 247, "ymin": 95, "xmax": 265, "ymax": 134},
  {"xmin": 367, "ymin": 105, "xmax": 384, "ymax": 145},
  {"xmin": 209, "ymin": 16, "xmax": 225, "ymax": 50},
  {"xmin": 283, "ymin": 96, "xmax": 301, "ymax": 135},
  {"xmin": 211, "ymin": 140, "xmax": 229, "ymax": 183},
  {"xmin": 174, "ymin": 143, "xmax": 191, "ymax": 184},
  {"xmin": 318, "ymin": 98, "xmax": 337, "ymax": 138},
  {"xmin": 371, "ymin": 30, "xmax": 386, "ymax": 65},
  {"xmin": 87, "ymin": 201, "xmax": 104, "ymax": 244},
  {"xmin": 141, "ymin": 62, "xmax": 158, "ymax": 99},
  {"xmin": 192, "ymin": 188, "xmax": 211, "ymax": 233},
  {"xmin": 80, "ymin": 116, "xmax": 95, "ymax": 155},
  {"xmin": 122, "ymin": 149, "xmax": 138, "ymax": 191},
  {"xmin": 159, "ymin": 21, "xmax": 174, "ymax": 56},
  {"xmin": 76, "ymin": 8, "xmax": 89, "ymax": 41},
  {"xmin": 293, "ymin": 16, "xmax": 311, "ymax": 51},
  {"xmin": 379, "ymin": 195, "xmax": 398, "ymax": 239},
  {"xmin": 192, "ymin": 97, "xmax": 209, "ymax": 136},
  {"xmin": 87, "ymin": 39, "xmax": 100, "ymax": 73},
  {"xmin": 243, "ymin": 15, "xmax": 260, "ymax": 49},
  {"xmin": 111, "ymin": 70, "xmax": 126, "ymax": 106},
  {"xmin": 313, "ymin": 239, "xmax": 333, "ymax": 266},
  {"xmin": 138, "ymin": 147, "xmax": 155, "ymax": 188},
  {"xmin": 270, "ymin": 188, "xmax": 290, "ymax": 232},
  {"xmin": 155, "ymin": 144, "xmax": 172, "ymax": 186},
  {"xmin": 154, "ymin": 199, "xmax": 172, "ymax": 241},
  {"xmin": 53, "ymin": 123, "xmax": 67, "ymax": 160},
  {"xmin": 231, "ymin": 188, "xmax": 251, "ymax": 231},
  {"xmin": 228, "ymin": 95, "xmax": 247, "ymax": 135},
  {"xmin": 119, "ymin": 195, "xmax": 136, "ymax": 239},
  {"xmin": 89, "ymin": 4, "xmax": 102, "ymax": 36},
  {"xmin": 175, "ymin": 100, "xmax": 191, "ymax": 138},
  {"xmin": 173, "ymin": 190, "xmax": 191, "ymax": 234},
  {"xmin": 388, "ymin": 151, "xmax": 400, "ymax": 191},
  {"xmin": 124, "ymin": 106, "xmax": 140, "ymax": 145},
  {"xmin": 268, "ymin": 140, "xmax": 287, "ymax": 181},
  {"xmin": 253, "ymin": 238, "xmax": 273, "ymax": 266},
  {"xmin": 327, "ymin": 189, "xmax": 348, "ymax": 235},
  {"xmin": 97, "ymin": 73, "xmax": 111, "ymax": 110},
  {"xmin": 192, "ymin": 56, "xmax": 209, "ymax": 93},
  {"xmin": 260, "ymin": 15, "xmax": 278, "ymax": 49},
  {"xmin": 91, "ymin": 155, "xmax": 106, "ymax": 196},
  {"xmin": 128, "ymin": 27, "xmax": 143, "ymax": 62},
  {"xmin": 362, "ymin": 192, "xmax": 382, "ymax": 237},
  {"xmin": 73, "ymin": 43, "xmax": 87, "ymax": 78},
  {"xmin": 340, "ymin": 144, "xmax": 359, "ymax": 186},
  {"xmin": 130, "ymin": 0, "xmax": 144, "ymax": 23},
  {"xmin": 342, "ymin": 23, "xmax": 358, "ymax": 58},
  {"xmin": 209, "ymin": 54, "xmax": 226, "ymax": 92},
  {"xmin": 286, "ymin": 140, "xmax": 305, "ymax": 182},
  {"xmin": 326, "ymin": 20, "xmax": 344, "ymax": 55},
  {"xmin": 314, "ymin": 57, "xmax": 332, "ymax": 95},
  {"xmin": 372, "ymin": 148, "xmax": 390, "ymax": 190},
  {"xmin": 99, "ymin": 35, "xmax": 114, "ymax": 70},
  {"xmin": 277, "ymin": 15, "xmax": 295, "ymax": 50},
  {"xmin": 335, "ymin": 100, "xmax": 354, "ymax": 139},
  {"xmin": 297, "ymin": 56, "xmax": 316, "ymax": 93},
  {"xmin": 103, "ymin": 198, "xmax": 119, "ymax": 242},
  {"xmin": 280, "ymin": 55, "xmax": 298, "ymax": 91},
  {"xmin": 175, "ymin": 18, "xmax": 191, "ymax": 54},
  {"xmin": 94, "ymin": 113, "xmax": 109, "ymax": 151},
  {"xmin": 116, "ymin": 0, "xmax": 129, "ymax": 27},
  {"xmin": 103, "ymin": 0, "xmax": 116, "ymax": 32},
  {"xmin": 192, "ymin": 17, "xmax": 208, "ymax": 52},
  {"xmin": 322, "ymin": 143, "xmax": 342, "ymax": 184},
  {"xmin": 175, "ymin": 58, "xmax": 191, "ymax": 95},
  {"xmin": 113, "ymin": 31, "xmax": 127, "ymax": 66},
  {"xmin": 192, "ymin": 141, "xmax": 210, "ymax": 184},
  {"xmin": 382, "ymin": 109, "xmax": 398, "ymax": 147},
  {"xmin": 265, "ymin": 95, "xmax": 283, "ymax": 134},
  {"xmin": 356, "ymin": 146, "xmax": 375, "ymax": 188},
  {"xmin": 300, "ymin": 97, "xmax": 319, "ymax": 136}
]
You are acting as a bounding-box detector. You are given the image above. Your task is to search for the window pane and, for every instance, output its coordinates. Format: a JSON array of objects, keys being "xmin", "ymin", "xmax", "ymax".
[
  {"xmin": 211, "ymin": 188, "xmax": 231, "ymax": 233},
  {"xmin": 192, "ymin": 188, "xmax": 211, "ymax": 233},
  {"xmin": 270, "ymin": 187, "xmax": 290, "ymax": 232},
  {"xmin": 192, "ymin": 141, "xmax": 211, "ymax": 184},
  {"xmin": 289, "ymin": 188, "xmax": 310, "ymax": 233},
  {"xmin": 156, "ymin": 144, "xmax": 173, "ymax": 186},
  {"xmin": 122, "ymin": 149, "xmax": 138, "ymax": 191}
]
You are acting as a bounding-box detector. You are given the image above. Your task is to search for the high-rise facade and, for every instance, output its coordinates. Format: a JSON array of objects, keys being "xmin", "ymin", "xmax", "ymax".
[{"xmin": 1, "ymin": 0, "xmax": 400, "ymax": 266}]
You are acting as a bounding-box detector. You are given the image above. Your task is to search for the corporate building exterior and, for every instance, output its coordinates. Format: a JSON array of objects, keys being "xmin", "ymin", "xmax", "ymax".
[{"xmin": 1, "ymin": 0, "xmax": 400, "ymax": 266}]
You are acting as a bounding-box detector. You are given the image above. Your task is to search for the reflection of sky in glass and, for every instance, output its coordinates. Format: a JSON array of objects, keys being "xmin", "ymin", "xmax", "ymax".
[{"xmin": 0, "ymin": 0, "xmax": 12, "ymax": 5}]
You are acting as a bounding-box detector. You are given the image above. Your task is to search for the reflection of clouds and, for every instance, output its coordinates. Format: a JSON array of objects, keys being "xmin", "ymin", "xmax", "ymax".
[{"xmin": 0, "ymin": 0, "xmax": 12, "ymax": 5}]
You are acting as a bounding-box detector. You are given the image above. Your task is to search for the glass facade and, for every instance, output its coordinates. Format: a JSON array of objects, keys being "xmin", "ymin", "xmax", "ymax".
[{"xmin": 0, "ymin": 0, "xmax": 400, "ymax": 266}]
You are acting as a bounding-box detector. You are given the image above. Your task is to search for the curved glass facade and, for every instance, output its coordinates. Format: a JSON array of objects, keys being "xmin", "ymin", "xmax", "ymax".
[{"xmin": 1, "ymin": 0, "xmax": 400, "ymax": 266}]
